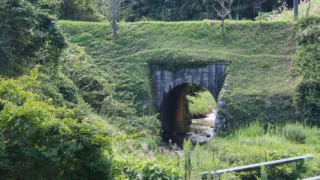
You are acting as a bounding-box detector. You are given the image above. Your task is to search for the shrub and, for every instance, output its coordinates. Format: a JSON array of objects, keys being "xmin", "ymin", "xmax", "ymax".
[
  {"xmin": 113, "ymin": 114, "xmax": 161, "ymax": 135},
  {"xmin": 282, "ymin": 123, "xmax": 308, "ymax": 144},
  {"xmin": 268, "ymin": 150, "xmax": 306, "ymax": 179},
  {"xmin": 298, "ymin": 25, "xmax": 320, "ymax": 45},
  {"xmin": 0, "ymin": 0, "xmax": 65, "ymax": 76},
  {"xmin": 60, "ymin": 45, "xmax": 112, "ymax": 112},
  {"xmin": 294, "ymin": 25, "xmax": 320, "ymax": 125},
  {"xmin": 0, "ymin": 68, "xmax": 113, "ymax": 179},
  {"xmin": 113, "ymin": 156, "xmax": 181, "ymax": 180},
  {"xmin": 126, "ymin": 159, "xmax": 182, "ymax": 179}
]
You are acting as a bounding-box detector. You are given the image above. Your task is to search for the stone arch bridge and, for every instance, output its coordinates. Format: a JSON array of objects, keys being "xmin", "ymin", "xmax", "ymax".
[{"xmin": 152, "ymin": 63, "xmax": 227, "ymax": 140}]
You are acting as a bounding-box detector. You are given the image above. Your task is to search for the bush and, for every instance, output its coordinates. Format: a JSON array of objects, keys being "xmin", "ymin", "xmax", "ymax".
[
  {"xmin": 268, "ymin": 151, "xmax": 306, "ymax": 179},
  {"xmin": 0, "ymin": 0, "xmax": 65, "ymax": 76},
  {"xmin": 114, "ymin": 158, "xmax": 182, "ymax": 180},
  {"xmin": 0, "ymin": 68, "xmax": 113, "ymax": 179},
  {"xmin": 298, "ymin": 25, "xmax": 320, "ymax": 45},
  {"xmin": 113, "ymin": 114, "xmax": 161, "ymax": 135},
  {"xmin": 61, "ymin": 45, "xmax": 112, "ymax": 113},
  {"xmin": 294, "ymin": 25, "xmax": 320, "ymax": 125},
  {"xmin": 282, "ymin": 123, "xmax": 308, "ymax": 144}
]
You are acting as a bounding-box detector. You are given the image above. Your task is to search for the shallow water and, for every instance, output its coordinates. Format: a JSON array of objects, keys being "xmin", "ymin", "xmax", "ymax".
[
  {"xmin": 187, "ymin": 111, "xmax": 215, "ymax": 144},
  {"xmin": 172, "ymin": 110, "xmax": 216, "ymax": 146}
]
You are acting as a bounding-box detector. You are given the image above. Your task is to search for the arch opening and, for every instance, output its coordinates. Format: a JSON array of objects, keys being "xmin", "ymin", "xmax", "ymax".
[{"xmin": 160, "ymin": 83, "xmax": 216, "ymax": 145}]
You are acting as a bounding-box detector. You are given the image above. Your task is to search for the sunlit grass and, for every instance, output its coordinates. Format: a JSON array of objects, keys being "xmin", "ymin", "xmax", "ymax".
[
  {"xmin": 269, "ymin": 0, "xmax": 320, "ymax": 21},
  {"xmin": 57, "ymin": 9, "xmax": 320, "ymax": 178},
  {"xmin": 187, "ymin": 91, "xmax": 216, "ymax": 115},
  {"xmin": 112, "ymin": 122, "xmax": 320, "ymax": 179}
]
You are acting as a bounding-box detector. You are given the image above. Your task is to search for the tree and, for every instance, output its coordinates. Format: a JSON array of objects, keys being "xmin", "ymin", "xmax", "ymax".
[
  {"xmin": 59, "ymin": 0, "xmax": 101, "ymax": 21},
  {"xmin": 97, "ymin": 0, "xmax": 137, "ymax": 38},
  {"xmin": 0, "ymin": 0, "xmax": 65, "ymax": 77},
  {"xmin": 0, "ymin": 67, "xmax": 113, "ymax": 179},
  {"xmin": 212, "ymin": 0, "xmax": 233, "ymax": 35}
]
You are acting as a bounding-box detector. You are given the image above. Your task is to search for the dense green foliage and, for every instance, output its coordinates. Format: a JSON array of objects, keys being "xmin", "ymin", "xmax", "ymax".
[
  {"xmin": 0, "ymin": 0, "xmax": 65, "ymax": 76},
  {"xmin": 56, "ymin": 0, "xmax": 291, "ymax": 22},
  {"xmin": 60, "ymin": 0, "xmax": 102, "ymax": 21},
  {"xmin": 120, "ymin": 159, "xmax": 181, "ymax": 179},
  {"xmin": 294, "ymin": 19, "xmax": 320, "ymax": 126},
  {"xmin": 60, "ymin": 44, "xmax": 160, "ymax": 135},
  {"xmin": 60, "ymin": 44, "xmax": 112, "ymax": 112},
  {"xmin": 1, "ymin": 0, "xmax": 320, "ymax": 178},
  {"xmin": 0, "ymin": 68, "xmax": 113, "ymax": 179}
]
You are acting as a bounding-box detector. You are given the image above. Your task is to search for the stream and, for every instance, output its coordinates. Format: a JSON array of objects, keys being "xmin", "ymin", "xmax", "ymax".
[{"xmin": 172, "ymin": 110, "xmax": 216, "ymax": 146}]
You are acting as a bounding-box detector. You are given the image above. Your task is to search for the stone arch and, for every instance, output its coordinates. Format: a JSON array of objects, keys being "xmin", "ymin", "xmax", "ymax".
[
  {"xmin": 160, "ymin": 82, "xmax": 217, "ymax": 141},
  {"xmin": 152, "ymin": 63, "xmax": 228, "ymax": 140}
]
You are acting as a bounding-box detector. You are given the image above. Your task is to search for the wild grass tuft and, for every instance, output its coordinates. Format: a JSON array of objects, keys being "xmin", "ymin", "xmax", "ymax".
[
  {"xmin": 234, "ymin": 120, "xmax": 265, "ymax": 138},
  {"xmin": 282, "ymin": 123, "xmax": 308, "ymax": 144},
  {"xmin": 268, "ymin": 0, "xmax": 320, "ymax": 21}
]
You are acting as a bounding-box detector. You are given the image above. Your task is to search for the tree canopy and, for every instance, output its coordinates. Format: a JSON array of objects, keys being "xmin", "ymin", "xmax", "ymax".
[
  {"xmin": 56, "ymin": 0, "xmax": 289, "ymax": 22},
  {"xmin": 0, "ymin": 0, "xmax": 65, "ymax": 76}
]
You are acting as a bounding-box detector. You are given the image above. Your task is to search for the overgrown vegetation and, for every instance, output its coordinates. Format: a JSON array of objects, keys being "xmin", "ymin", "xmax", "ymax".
[
  {"xmin": 59, "ymin": 19, "xmax": 298, "ymax": 130},
  {"xmin": 293, "ymin": 19, "xmax": 320, "ymax": 126},
  {"xmin": 268, "ymin": 0, "xmax": 320, "ymax": 21},
  {"xmin": 0, "ymin": 67, "xmax": 114, "ymax": 178},
  {"xmin": 0, "ymin": 0, "xmax": 65, "ymax": 76},
  {"xmin": 1, "ymin": 0, "xmax": 320, "ymax": 178},
  {"xmin": 110, "ymin": 121, "xmax": 320, "ymax": 179},
  {"xmin": 58, "ymin": 0, "xmax": 295, "ymax": 22}
]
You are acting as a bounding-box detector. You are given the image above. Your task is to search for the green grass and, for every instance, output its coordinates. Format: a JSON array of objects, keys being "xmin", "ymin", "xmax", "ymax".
[
  {"xmin": 187, "ymin": 91, "xmax": 216, "ymax": 115},
  {"xmin": 269, "ymin": 0, "xmax": 320, "ymax": 21},
  {"xmin": 112, "ymin": 122, "xmax": 320, "ymax": 179},
  {"xmin": 59, "ymin": 19, "xmax": 299, "ymax": 126},
  {"xmin": 56, "ymin": 6, "xmax": 320, "ymax": 179}
]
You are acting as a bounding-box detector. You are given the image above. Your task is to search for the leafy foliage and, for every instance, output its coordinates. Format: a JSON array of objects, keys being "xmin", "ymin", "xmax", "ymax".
[
  {"xmin": 60, "ymin": 44, "xmax": 113, "ymax": 112},
  {"xmin": 282, "ymin": 123, "xmax": 308, "ymax": 144},
  {"xmin": 0, "ymin": 68, "xmax": 113, "ymax": 179},
  {"xmin": 187, "ymin": 90, "xmax": 216, "ymax": 117},
  {"xmin": 125, "ymin": 159, "xmax": 181, "ymax": 179},
  {"xmin": 125, "ymin": 0, "xmax": 285, "ymax": 21},
  {"xmin": 0, "ymin": 0, "xmax": 65, "ymax": 76},
  {"xmin": 294, "ymin": 24, "xmax": 320, "ymax": 125},
  {"xmin": 60, "ymin": 0, "xmax": 102, "ymax": 21}
]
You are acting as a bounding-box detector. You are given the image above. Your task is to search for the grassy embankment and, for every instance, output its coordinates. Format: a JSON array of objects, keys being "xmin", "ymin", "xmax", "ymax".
[
  {"xmin": 58, "ymin": 9, "xmax": 320, "ymax": 178},
  {"xmin": 59, "ymin": 19, "xmax": 297, "ymax": 129}
]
